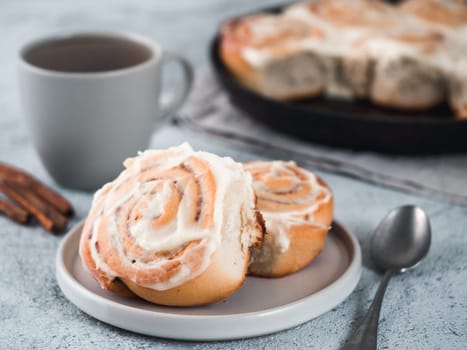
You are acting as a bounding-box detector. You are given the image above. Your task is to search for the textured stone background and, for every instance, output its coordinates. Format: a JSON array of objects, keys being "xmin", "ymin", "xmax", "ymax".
[{"xmin": 0, "ymin": 0, "xmax": 466, "ymax": 349}]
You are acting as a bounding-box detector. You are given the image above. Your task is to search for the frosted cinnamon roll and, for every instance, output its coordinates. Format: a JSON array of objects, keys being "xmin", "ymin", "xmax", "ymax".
[
  {"xmin": 244, "ymin": 161, "xmax": 333, "ymax": 277},
  {"xmin": 79, "ymin": 143, "xmax": 264, "ymax": 306}
]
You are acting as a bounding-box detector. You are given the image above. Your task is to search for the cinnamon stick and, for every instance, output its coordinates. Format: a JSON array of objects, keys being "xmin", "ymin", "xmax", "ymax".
[
  {"xmin": 0, "ymin": 198, "xmax": 30, "ymax": 224},
  {"xmin": 0, "ymin": 181, "xmax": 68, "ymax": 233},
  {"xmin": 0, "ymin": 163, "xmax": 73, "ymax": 216}
]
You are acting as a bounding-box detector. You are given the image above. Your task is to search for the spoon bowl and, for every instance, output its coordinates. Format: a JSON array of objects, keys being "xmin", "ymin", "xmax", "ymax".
[{"xmin": 371, "ymin": 205, "xmax": 431, "ymax": 272}]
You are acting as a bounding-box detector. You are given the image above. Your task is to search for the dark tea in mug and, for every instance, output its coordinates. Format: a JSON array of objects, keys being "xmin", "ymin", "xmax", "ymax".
[{"xmin": 22, "ymin": 35, "xmax": 153, "ymax": 73}]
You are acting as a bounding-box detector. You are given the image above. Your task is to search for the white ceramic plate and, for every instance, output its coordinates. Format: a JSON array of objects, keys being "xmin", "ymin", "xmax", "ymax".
[{"xmin": 56, "ymin": 220, "xmax": 361, "ymax": 341}]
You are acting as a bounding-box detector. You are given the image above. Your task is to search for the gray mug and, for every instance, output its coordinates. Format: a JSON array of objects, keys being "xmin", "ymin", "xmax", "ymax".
[{"xmin": 18, "ymin": 31, "xmax": 193, "ymax": 190}]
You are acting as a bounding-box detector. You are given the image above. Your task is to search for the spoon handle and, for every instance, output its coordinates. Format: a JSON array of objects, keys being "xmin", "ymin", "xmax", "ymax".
[{"xmin": 340, "ymin": 270, "xmax": 394, "ymax": 350}]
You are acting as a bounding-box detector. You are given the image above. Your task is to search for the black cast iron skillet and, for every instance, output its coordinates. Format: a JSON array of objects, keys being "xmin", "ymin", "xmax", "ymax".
[{"xmin": 209, "ymin": 5, "xmax": 467, "ymax": 154}]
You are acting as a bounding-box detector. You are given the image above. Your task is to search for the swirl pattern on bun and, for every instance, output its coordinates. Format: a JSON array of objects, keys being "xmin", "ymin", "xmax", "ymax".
[
  {"xmin": 80, "ymin": 143, "xmax": 264, "ymax": 306},
  {"xmin": 244, "ymin": 161, "xmax": 333, "ymax": 277}
]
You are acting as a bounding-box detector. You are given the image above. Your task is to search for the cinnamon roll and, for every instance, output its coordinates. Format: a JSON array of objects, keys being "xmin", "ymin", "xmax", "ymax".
[
  {"xmin": 220, "ymin": 0, "xmax": 467, "ymax": 117},
  {"xmin": 244, "ymin": 161, "xmax": 333, "ymax": 277},
  {"xmin": 79, "ymin": 143, "xmax": 264, "ymax": 306}
]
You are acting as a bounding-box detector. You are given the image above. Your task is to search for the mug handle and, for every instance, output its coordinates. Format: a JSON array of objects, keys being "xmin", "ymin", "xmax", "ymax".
[{"xmin": 158, "ymin": 51, "xmax": 194, "ymax": 120}]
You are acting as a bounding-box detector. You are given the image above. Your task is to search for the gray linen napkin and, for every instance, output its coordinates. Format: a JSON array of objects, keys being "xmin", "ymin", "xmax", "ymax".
[{"xmin": 178, "ymin": 68, "xmax": 467, "ymax": 206}]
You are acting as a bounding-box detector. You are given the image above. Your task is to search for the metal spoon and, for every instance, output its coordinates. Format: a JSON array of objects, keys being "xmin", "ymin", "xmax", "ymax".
[{"xmin": 341, "ymin": 205, "xmax": 431, "ymax": 350}]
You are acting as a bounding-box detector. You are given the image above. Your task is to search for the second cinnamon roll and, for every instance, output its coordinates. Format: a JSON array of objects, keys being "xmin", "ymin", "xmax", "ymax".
[{"xmin": 244, "ymin": 161, "xmax": 333, "ymax": 277}]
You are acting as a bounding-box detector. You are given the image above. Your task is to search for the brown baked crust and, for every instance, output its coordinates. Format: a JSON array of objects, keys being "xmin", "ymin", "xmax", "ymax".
[{"xmin": 122, "ymin": 250, "xmax": 249, "ymax": 306}]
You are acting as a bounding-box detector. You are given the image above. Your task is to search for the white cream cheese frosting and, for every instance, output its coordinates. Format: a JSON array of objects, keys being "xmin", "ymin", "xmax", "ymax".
[{"xmin": 81, "ymin": 143, "xmax": 259, "ymax": 291}]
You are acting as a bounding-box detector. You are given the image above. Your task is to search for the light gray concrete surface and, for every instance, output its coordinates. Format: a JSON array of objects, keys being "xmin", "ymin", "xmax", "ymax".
[{"xmin": 0, "ymin": 1, "xmax": 466, "ymax": 349}]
